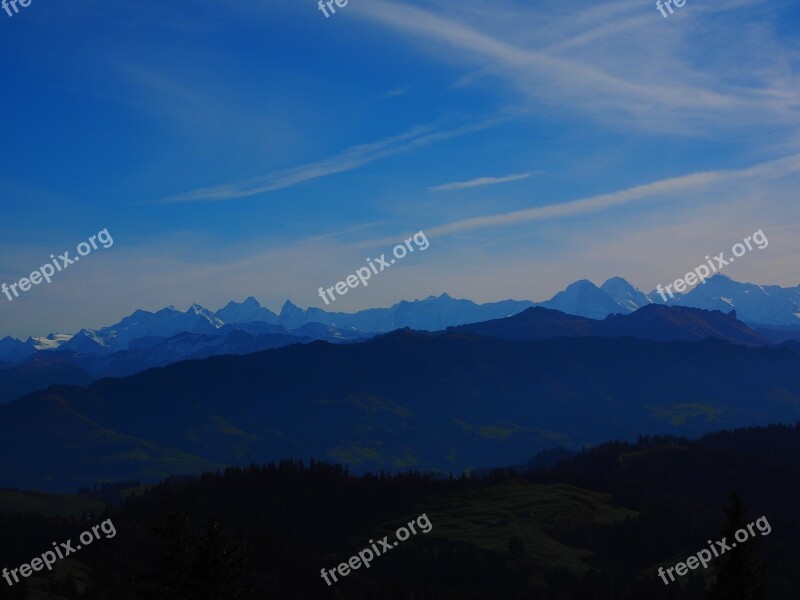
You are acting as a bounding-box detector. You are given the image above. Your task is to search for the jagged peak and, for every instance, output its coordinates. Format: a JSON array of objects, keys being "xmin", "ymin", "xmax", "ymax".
[{"xmin": 279, "ymin": 300, "xmax": 304, "ymax": 318}]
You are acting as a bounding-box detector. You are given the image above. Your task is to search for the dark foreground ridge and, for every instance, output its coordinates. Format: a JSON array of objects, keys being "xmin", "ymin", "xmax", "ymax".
[{"xmin": 0, "ymin": 422, "xmax": 797, "ymax": 599}]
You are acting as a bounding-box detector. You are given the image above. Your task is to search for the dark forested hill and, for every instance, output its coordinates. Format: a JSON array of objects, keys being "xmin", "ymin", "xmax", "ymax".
[
  {"xmin": 0, "ymin": 330, "xmax": 798, "ymax": 492},
  {"xmin": 3, "ymin": 422, "xmax": 795, "ymax": 600},
  {"xmin": 0, "ymin": 356, "xmax": 93, "ymax": 404}
]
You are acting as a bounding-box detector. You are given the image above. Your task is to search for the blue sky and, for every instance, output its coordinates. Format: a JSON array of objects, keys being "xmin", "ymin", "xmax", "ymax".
[{"xmin": 1, "ymin": 0, "xmax": 799, "ymax": 338}]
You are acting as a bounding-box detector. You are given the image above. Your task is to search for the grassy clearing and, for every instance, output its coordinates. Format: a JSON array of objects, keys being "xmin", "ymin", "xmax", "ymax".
[
  {"xmin": 387, "ymin": 478, "xmax": 637, "ymax": 575},
  {"xmin": 0, "ymin": 489, "xmax": 105, "ymax": 517}
]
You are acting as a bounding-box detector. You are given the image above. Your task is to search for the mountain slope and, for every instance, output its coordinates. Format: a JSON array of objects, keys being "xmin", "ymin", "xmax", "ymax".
[
  {"xmin": 674, "ymin": 274, "xmax": 800, "ymax": 327},
  {"xmin": 447, "ymin": 307, "xmax": 597, "ymax": 340},
  {"xmin": 539, "ymin": 280, "xmax": 625, "ymax": 319},
  {"xmin": 68, "ymin": 329, "xmax": 315, "ymax": 379},
  {"xmin": 596, "ymin": 304, "xmax": 768, "ymax": 345},
  {"xmin": 0, "ymin": 336, "xmax": 35, "ymax": 362},
  {"xmin": 601, "ymin": 276, "xmax": 652, "ymax": 312},
  {"xmin": 0, "ymin": 356, "xmax": 94, "ymax": 404},
  {"xmin": 40, "ymin": 422, "xmax": 800, "ymax": 600},
  {"xmin": 450, "ymin": 304, "xmax": 768, "ymax": 346},
  {"xmin": 1, "ymin": 331, "xmax": 799, "ymax": 491}
]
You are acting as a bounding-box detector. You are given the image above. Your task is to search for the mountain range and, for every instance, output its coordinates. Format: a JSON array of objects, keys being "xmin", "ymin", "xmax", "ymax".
[
  {"xmin": 2, "ymin": 274, "xmax": 798, "ymax": 363},
  {"xmin": 2, "ymin": 328, "xmax": 799, "ymax": 492},
  {"xmin": 1, "ymin": 274, "xmax": 798, "ymax": 406}
]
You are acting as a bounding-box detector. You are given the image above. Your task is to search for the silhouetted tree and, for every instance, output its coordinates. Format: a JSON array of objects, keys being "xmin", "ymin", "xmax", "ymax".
[
  {"xmin": 507, "ymin": 536, "xmax": 525, "ymax": 557},
  {"xmin": 138, "ymin": 508, "xmax": 195, "ymax": 599},
  {"xmin": 135, "ymin": 509, "xmax": 248, "ymax": 600},
  {"xmin": 189, "ymin": 519, "xmax": 248, "ymax": 600},
  {"xmin": 707, "ymin": 492, "xmax": 766, "ymax": 600}
]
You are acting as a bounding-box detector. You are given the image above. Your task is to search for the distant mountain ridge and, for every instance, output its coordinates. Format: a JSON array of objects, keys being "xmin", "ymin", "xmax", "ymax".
[
  {"xmin": 0, "ymin": 301, "xmax": 778, "ymax": 407},
  {"xmin": 1, "ymin": 294, "xmax": 537, "ymax": 361},
  {"xmin": 2, "ymin": 275, "xmax": 797, "ymax": 364},
  {"xmin": 448, "ymin": 304, "xmax": 769, "ymax": 346}
]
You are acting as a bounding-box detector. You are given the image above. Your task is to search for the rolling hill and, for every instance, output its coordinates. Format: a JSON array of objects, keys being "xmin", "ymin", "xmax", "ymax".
[{"xmin": 1, "ymin": 331, "xmax": 798, "ymax": 492}]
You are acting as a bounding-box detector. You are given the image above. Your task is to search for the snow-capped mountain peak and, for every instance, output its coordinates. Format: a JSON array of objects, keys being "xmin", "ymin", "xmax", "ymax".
[
  {"xmin": 540, "ymin": 279, "xmax": 626, "ymax": 319},
  {"xmin": 3, "ymin": 275, "xmax": 798, "ymax": 363},
  {"xmin": 215, "ymin": 297, "xmax": 279, "ymax": 324},
  {"xmin": 600, "ymin": 277, "xmax": 652, "ymax": 312}
]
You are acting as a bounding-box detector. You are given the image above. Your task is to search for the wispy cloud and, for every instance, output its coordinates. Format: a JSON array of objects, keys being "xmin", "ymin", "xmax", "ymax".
[
  {"xmin": 155, "ymin": 119, "xmax": 500, "ymax": 203},
  {"xmin": 355, "ymin": 0, "xmax": 800, "ymax": 134},
  {"xmin": 380, "ymin": 86, "xmax": 409, "ymax": 99},
  {"xmin": 430, "ymin": 172, "xmax": 535, "ymax": 191},
  {"xmin": 426, "ymin": 153, "xmax": 800, "ymax": 236}
]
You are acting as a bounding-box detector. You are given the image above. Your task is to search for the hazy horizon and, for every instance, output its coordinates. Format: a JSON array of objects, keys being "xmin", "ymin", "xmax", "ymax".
[{"xmin": 2, "ymin": 272, "xmax": 797, "ymax": 340}]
